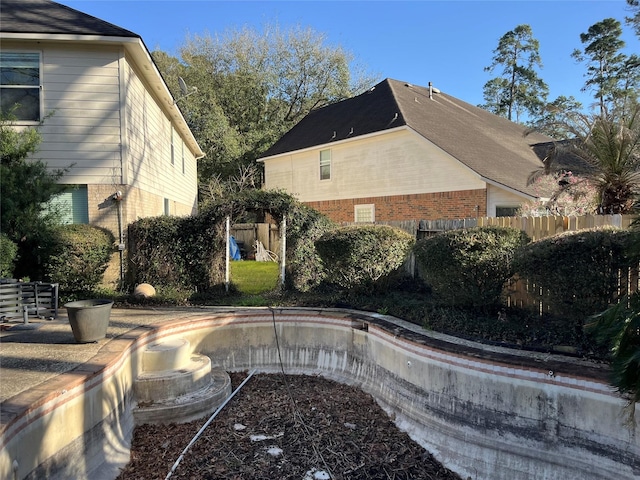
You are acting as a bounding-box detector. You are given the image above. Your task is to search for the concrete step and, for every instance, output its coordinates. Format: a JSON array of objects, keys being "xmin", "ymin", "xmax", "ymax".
[
  {"xmin": 134, "ymin": 353, "xmax": 213, "ymax": 403},
  {"xmin": 132, "ymin": 367, "xmax": 232, "ymax": 425},
  {"xmin": 142, "ymin": 337, "xmax": 191, "ymax": 372}
]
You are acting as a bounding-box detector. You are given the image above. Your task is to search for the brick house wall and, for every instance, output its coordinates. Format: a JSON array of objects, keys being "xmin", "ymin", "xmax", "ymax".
[{"xmin": 305, "ymin": 189, "xmax": 488, "ymax": 223}]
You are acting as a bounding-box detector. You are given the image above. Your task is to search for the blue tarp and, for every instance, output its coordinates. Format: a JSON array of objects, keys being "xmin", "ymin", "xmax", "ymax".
[{"xmin": 229, "ymin": 235, "xmax": 241, "ymax": 261}]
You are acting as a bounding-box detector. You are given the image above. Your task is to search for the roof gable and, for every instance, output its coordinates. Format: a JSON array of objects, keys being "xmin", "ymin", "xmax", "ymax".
[
  {"xmin": 0, "ymin": 0, "xmax": 139, "ymax": 37},
  {"xmin": 261, "ymin": 78, "xmax": 567, "ymax": 197},
  {"xmin": 263, "ymin": 79, "xmax": 407, "ymax": 156}
]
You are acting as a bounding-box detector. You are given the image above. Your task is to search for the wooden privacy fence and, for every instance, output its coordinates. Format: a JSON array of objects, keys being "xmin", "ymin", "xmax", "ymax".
[
  {"xmin": 504, "ymin": 268, "xmax": 640, "ymax": 315},
  {"xmin": 419, "ymin": 214, "xmax": 637, "ymax": 241},
  {"xmin": 366, "ymin": 215, "xmax": 639, "ymax": 314},
  {"xmin": 230, "ymin": 223, "xmax": 280, "ymax": 260}
]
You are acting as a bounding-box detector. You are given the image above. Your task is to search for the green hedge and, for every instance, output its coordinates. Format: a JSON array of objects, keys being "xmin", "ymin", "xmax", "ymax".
[
  {"xmin": 45, "ymin": 224, "xmax": 115, "ymax": 293},
  {"xmin": 414, "ymin": 226, "xmax": 530, "ymax": 308},
  {"xmin": 283, "ymin": 203, "xmax": 335, "ymax": 292},
  {"xmin": 315, "ymin": 225, "xmax": 415, "ymax": 291},
  {"xmin": 0, "ymin": 233, "xmax": 18, "ymax": 278},
  {"xmin": 126, "ymin": 190, "xmax": 334, "ymax": 293},
  {"xmin": 127, "ymin": 214, "xmax": 220, "ymax": 291},
  {"xmin": 513, "ymin": 227, "xmax": 640, "ymax": 321}
]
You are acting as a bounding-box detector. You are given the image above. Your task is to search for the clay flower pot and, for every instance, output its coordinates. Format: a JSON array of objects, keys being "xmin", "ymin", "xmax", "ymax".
[{"xmin": 65, "ymin": 299, "xmax": 113, "ymax": 343}]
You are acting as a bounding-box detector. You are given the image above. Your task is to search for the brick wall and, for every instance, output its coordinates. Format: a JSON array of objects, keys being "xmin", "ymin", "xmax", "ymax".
[
  {"xmin": 305, "ymin": 189, "xmax": 488, "ymax": 222},
  {"xmin": 87, "ymin": 184, "xmax": 197, "ymax": 240},
  {"xmin": 87, "ymin": 184, "xmax": 122, "ymax": 239}
]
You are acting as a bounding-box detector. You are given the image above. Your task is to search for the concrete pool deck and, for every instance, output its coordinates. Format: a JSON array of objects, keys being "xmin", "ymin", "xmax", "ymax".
[
  {"xmin": 0, "ymin": 306, "xmax": 637, "ymax": 480},
  {"xmin": 0, "ymin": 307, "xmax": 233, "ymax": 403}
]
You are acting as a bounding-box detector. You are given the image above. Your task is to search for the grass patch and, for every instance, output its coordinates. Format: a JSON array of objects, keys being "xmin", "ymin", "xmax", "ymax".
[{"xmin": 230, "ymin": 261, "xmax": 280, "ymax": 295}]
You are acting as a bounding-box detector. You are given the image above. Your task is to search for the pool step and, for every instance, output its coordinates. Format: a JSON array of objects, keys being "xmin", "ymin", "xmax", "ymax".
[
  {"xmin": 133, "ymin": 338, "xmax": 232, "ymax": 425},
  {"xmin": 142, "ymin": 337, "xmax": 191, "ymax": 372}
]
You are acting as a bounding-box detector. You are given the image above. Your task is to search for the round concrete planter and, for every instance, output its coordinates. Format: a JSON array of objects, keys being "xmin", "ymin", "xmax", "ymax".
[{"xmin": 65, "ymin": 299, "xmax": 113, "ymax": 343}]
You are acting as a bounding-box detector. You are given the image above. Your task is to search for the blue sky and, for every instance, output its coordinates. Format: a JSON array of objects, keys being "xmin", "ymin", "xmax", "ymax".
[{"xmin": 62, "ymin": 1, "xmax": 638, "ymax": 110}]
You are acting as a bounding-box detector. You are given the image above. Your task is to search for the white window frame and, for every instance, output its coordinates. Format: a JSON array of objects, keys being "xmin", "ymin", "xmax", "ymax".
[
  {"xmin": 354, "ymin": 204, "xmax": 375, "ymax": 223},
  {"xmin": 0, "ymin": 50, "xmax": 42, "ymax": 123},
  {"xmin": 170, "ymin": 128, "xmax": 175, "ymax": 166},
  {"xmin": 320, "ymin": 149, "xmax": 331, "ymax": 181},
  {"xmin": 181, "ymin": 140, "xmax": 185, "ymax": 174}
]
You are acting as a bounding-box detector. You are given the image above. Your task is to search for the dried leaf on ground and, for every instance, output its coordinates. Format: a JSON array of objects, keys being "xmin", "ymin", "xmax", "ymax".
[{"xmin": 117, "ymin": 373, "xmax": 462, "ymax": 480}]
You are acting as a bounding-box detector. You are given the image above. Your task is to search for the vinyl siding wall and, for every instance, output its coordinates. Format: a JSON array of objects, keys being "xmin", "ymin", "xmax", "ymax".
[
  {"xmin": 263, "ymin": 129, "xmax": 486, "ymax": 202},
  {"xmin": 263, "ymin": 129, "xmax": 495, "ymax": 220},
  {"xmin": 123, "ymin": 59, "xmax": 198, "ymax": 219},
  {"xmin": 487, "ymin": 184, "xmax": 529, "ymax": 217},
  {"xmin": 2, "ymin": 40, "xmax": 198, "ymax": 235},
  {"xmin": 36, "ymin": 43, "xmax": 123, "ymax": 184}
]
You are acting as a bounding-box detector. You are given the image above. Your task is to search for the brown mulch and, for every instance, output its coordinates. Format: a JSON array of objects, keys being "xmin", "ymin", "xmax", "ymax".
[{"xmin": 117, "ymin": 372, "xmax": 462, "ymax": 480}]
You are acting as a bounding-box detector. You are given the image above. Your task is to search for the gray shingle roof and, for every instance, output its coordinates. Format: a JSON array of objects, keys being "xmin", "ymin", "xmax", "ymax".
[
  {"xmin": 261, "ymin": 78, "xmax": 566, "ymax": 198},
  {"xmin": 0, "ymin": 0, "xmax": 139, "ymax": 37}
]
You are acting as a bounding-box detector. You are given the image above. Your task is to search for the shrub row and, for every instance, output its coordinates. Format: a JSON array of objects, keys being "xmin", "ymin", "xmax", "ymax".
[
  {"xmin": 414, "ymin": 225, "xmax": 640, "ymax": 320},
  {"xmin": 414, "ymin": 226, "xmax": 530, "ymax": 308},
  {"xmin": 126, "ymin": 190, "xmax": 334, "ymax": 293},
  {"xmin": 127, "ymin": 214, "xmax": 219, "ymax": 291},
  {"xmin": 315, "ymin": 224, "xmax": 415, "ymax": 291},
  {"xmin": 512, "ymin": 227, "xmax": 640, "ymax": 320}
]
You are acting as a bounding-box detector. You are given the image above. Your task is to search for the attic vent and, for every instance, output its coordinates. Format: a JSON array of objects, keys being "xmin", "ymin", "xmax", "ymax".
[
  {"xmin": 429, "ymin": 82, "xmax": 441, "ymax": 100},
  {"xmin": 405, "ymin": 83, "xmax": 413, "ymax": 87}
]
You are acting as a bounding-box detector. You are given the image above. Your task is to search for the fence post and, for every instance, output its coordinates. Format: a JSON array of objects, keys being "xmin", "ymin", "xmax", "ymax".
[
  {"xmin": 225, "ymin": 216, "xmax": 230, "ymax": 292},
  {"xmin": 280, "ymin": 216, "xmax": 286, "ymax": 287}
]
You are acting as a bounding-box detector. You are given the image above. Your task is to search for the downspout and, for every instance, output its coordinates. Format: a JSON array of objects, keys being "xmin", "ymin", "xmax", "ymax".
[
  {"xmin": 113, "ymin": 191, "xmax": 125, "ymax": 289},
  {"xmin": 116, "ymin": 52, "xmax": 128, "ymax": 291}
]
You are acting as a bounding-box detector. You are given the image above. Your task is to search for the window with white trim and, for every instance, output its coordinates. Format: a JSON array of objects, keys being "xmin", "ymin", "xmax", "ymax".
[
  {"xmin": 320, "ymin": 149, "xmax": 331, "ymax": 180},
  {"xmin": 354, "ymin": 204, "xmax": 375, "ymax": 223},
  {"xmin": 496, "ymin": 205, "xmax": 518, "ymax": 217},
  {"xmin": 0, "ymin": 51, "xmax": 41, "ymax": 122}
]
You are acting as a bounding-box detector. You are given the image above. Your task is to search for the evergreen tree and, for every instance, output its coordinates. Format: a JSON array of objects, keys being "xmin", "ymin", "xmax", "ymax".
[
  {"xmin": 626, "ymin": 0, "xmax": 640, "ymax": 38},
  {"xmin": 482, "ymin": 24, "xmax": 549, "ymax": 122},
  {"xmin": 0, "ymin": 116, "xmax": 67, "ymax": 241},
  {"xmin": 0, "ymin": 115, "xmax": 68, "ymax": 278},
  {"xmin": 571, "ymin": 18, "xmax": 631, "ymax": 114},
  {"xmin": 527, "ymin": 95, "xmax": 583, "ymax": 139}
]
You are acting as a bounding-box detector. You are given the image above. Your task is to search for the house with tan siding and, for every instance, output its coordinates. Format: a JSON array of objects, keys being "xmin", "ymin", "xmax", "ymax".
[
  {"xmin": 0, "ymin": 0, "xmax": 204, "ymax": 239},
  {"xmin": 258, "ymin": 78, "xmax": 576, "ymax": 223}
]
